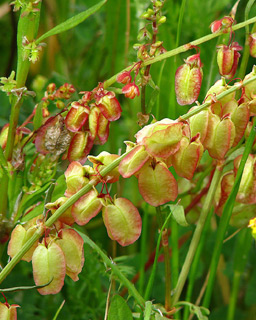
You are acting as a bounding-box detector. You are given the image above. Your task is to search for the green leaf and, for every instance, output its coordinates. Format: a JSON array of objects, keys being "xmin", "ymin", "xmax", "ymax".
[
  {"xmin": 144, "ymin": 301, "xmax": 153, "ymax": 320},
  {"xmin": 36, "ymin": 0, "xmax": 107, "ymax": 44},
  {"xmin": 108, "ymin": 295, "xmax": 133, "ymax": 320},
  {"xmin": 165, "ymin": 204, "xmax": 189, "ymax": 227},
  {"xmin": 33, "ymin": 101, "xmax": 44, "ymax": 131}
]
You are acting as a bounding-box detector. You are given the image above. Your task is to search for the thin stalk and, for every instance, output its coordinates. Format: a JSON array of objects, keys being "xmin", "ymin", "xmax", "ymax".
[
  {"xmin": 103, "ymin": 16, "xmax": 256, "ymax": 89},
  {"xmin": 238, "ymin": 0, "xmax": 256, "ymax": 80},
  {"xmin": 156, "ymin": 206, "xmax": 171, "ymax": 311},
  {"xmin": 138, "ymin": 212, "xmax": 149, "ymax": 295},
  {"xmin": 0, "ymin": 147, "xmax": 135, "ymax": 285},
  {"xmin": 1, "ymin": 4, "xmax": 42, "ymax": 217},
  {"xmin": 183, "ymin": 208, "xmax": 213, "ymax": 320},
  {"xmin": 171, "ymin": 218, "xmax": 179, "ymax": 319},
  {"xmin": 155, "ymin": 60, "xmax": 166, "ymax": 119},
  {"xmin": 227, "ymin": 228, "xmax": 252, "ymax": 320},
  {"xmin": 78, "ymin": 231, "xmax": 145, "ymax": 308},
  {"xmin": 203, "ymin": 117, "xmax": 256, "ymax": 308},
  {"xmin": 144, "ymin": 208, "xmax": 173, "ymax": 301},
  {"xmin": 170, "ymin": 218, "xmax": 179, "ymax": 292},
  {"xmin": 124, "ymin": 0, "xmax": 130, "ymax": 67},
  {"xmin": 172, "ymin": 165, "xmax": 223, "ymax": 305}
]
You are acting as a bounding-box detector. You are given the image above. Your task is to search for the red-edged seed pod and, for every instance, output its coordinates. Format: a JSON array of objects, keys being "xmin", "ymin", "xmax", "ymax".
[{"xmin": 175, "ymin": 53, "xmax": 203, "ymax": 105}]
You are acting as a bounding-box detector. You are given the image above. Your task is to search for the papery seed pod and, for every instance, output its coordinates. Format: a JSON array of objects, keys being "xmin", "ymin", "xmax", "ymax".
[
  {"xmin": 65, "ymin": 103, "xmax": 90, "ymax": 132},
  {"xmin": 189, "ymin": 109, "xmax": 209, "ymax": 143},
  {"xmin": 97, "ymin": 94, "xmax": 122, "ymax": 121},
  {"xmin": 171, "ymin": 134, "xmax": 204, "ymax": 180},
  {"xmin": 243, "ymin": 66, "xmax": 256, "ymax": 100},
  {"xmin": 249, "ymin": 33, "xmax": 256, "ymax": 58},
  {"xmin": 175, "ymin": 53, "xmax": 203, "ymax": 105},
  {"xmin": 205, "ymin": 78, "xmax": 235, "ymax": 106},
  {"xmin": 138, "ymin": 160, "xmax": 178, "ymax": 206},
  {"xmin": 214, "ymin": 171, "xmax": 234, "ymax": 215},
  {"xmin": 46, "ymin": 197, "xmax": 75, "ymax": 225},
  {"xmin": 7, "ymin": 224, "xmax": 39, "ymax": 262},
  {"xmin": 119, "ymin": 145, "xmax": 150, "ymax": 178},
  {"xmin": 64, "ymin": 161, "xmax": 92, "ymax": 197},
  {"xmin": 67, "ymin": 131, "xmax": 93, "ymax": 164},
  {"xmin": 142, "ymin": 122, "xmax": 184, "ymax": 159},
  {"xmin": 206, "ymin": 114, "xmax": 235, "ymax": 160},
  {"xmin": 231, "ymin": 102, "xmax": 250, "ymax": 146},
  {"xmin": 216, "ymin": 42, "xmax": 242, "ymax": 79},
  {"xmin": 94, "ymin": 113, "xmax": 110, "ymax": 145},
  {"xmin": 56, "ymin": 229, "xmax": 84, "ymax": 281},
  {"xmin": 102, "ymin": 197, "xmax": 142, "ymax": 246},
  {"xmin": 32, "ymin": 241, "xmax": 66, "ymax": 295},
  {"xmin": 72, "ymin": 189, "xmax": 103, "ymax": 225},
  {"xmin": 88, "ymin": 151, "xmax": 120, "ymax": 183},
  {"xmin": 234, "ymin": 154, "xmax": 256, "ymax": 204},
  {"xmin": 0, "ymin": 302, "xmax": 20, "ymax": 320}
]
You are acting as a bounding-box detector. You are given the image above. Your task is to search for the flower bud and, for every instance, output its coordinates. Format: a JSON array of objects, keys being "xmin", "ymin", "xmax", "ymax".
[
  {"xmin": 116, "ymin": 71, "xmax": 132, "ymax": 84},
  {"xmin": 122, "ymin": 82, "xmax": 140, "ymax": 99}
]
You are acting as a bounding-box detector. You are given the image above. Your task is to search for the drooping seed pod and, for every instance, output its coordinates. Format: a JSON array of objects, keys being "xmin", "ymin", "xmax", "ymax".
[
  {"xmin": 0, "ymin": 302, "xmax": 20, "ymax": 320},
  {"xmin": 216, "ymin": 42, "xmax": 242, "ymax": 79},
  {"xmin": 249, "ymin": 33, "xmax": 256, "ymax": 58},
  {"xmin": 102, "ymin": 197, "xmax": 142, "ymax": 246},
  {"xmin": 175, "ymin": 53, "xmax": 203, "ymax": 105}
]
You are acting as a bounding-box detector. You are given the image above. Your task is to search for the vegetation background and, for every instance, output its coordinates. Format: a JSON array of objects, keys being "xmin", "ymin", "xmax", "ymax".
[{"xmin": 0, "ymin": 0, "xmax": 256, "ymax": 319}]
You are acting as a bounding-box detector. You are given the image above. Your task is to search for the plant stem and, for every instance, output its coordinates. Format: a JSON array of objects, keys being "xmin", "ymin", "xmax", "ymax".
[
  {"xmin": 202, "ymin": 116, "xmax": 256, "ymax": 308},
  {"xmin": 103, "ymin": 16, "xmax": 256, "ymax": 89},
  {"xmin": 138, "ymin": 212, "xmax": 149, "ymax": 295},
  {"xmin": 0, "ymin": 147, "xmax": 135, "ymax": 285},
  {"xmin": 227, "ymin": 228, "xmax": 252, "ymax": 320},
  {"xmin": 183, "ymin": 208, "xmax": 213, "ymax": 320},
  {"xmin": 0, "ymin": 4, "xmax": 42, "ymax": 217},
  {"xmin": 78, "ymin": 231, "xmax": 145, "ymax": 308},
  {"xmin": 172, "ymin": 165, "xmax": 223, "ymax": 305},
  {"xmin": 156, "ymin": 206, "xmax": 172, "ymax": 311}
]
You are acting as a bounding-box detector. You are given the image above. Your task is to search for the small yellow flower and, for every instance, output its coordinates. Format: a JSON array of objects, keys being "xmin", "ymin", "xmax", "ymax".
[{"xmin": 248, "ymin": 217, "xmax": 256, "ymax": 238}]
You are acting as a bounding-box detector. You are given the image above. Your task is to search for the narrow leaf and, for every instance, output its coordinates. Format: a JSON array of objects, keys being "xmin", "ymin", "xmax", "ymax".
[{"xmin": 36, "ymin": 0, "xmax": 107, "ymax": 44}]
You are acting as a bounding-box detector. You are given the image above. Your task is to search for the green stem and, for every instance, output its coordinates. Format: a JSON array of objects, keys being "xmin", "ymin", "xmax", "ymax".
[
  {"xmin": 203, "ymin": 117, "xmax": 256, "ymax": 308},
  {"xmin": 138, "ymin": 211, "xmax": 149, "ymax": 295},
  {"xmin": 183, "ymin": 208, "xmax": 213, "ymax": 320},
  {"xmin": 103, "ymin": 16, "xmax": 256, "ymax": 89},
  {"xmin": 238, "ymin": 0, "xmax": 256, "ymax": 80},
  {"xmin": 1, "ymin": 4, "xmax": 42, "ymax": 217},
  {"xmin": 0, "ymin": 148, "xmax": 134, "ymax": 285},
  {"xmin": 156, "ymin": 206, "xmax": 172, "ymax": 311},
  {"xmin": 170, "ymin": 218, "xmax": 179, "ymax": 291},
  {"xmin": 227, "ymin": 228, "xmax": 252, "ymax": 320},
  {"xmin": 172, "ymin": 165, "xmax": 223, "ymax": 305},
  {"xmin": 78, "ymin": 231, "xmax": 145, "ymax": 308}
]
